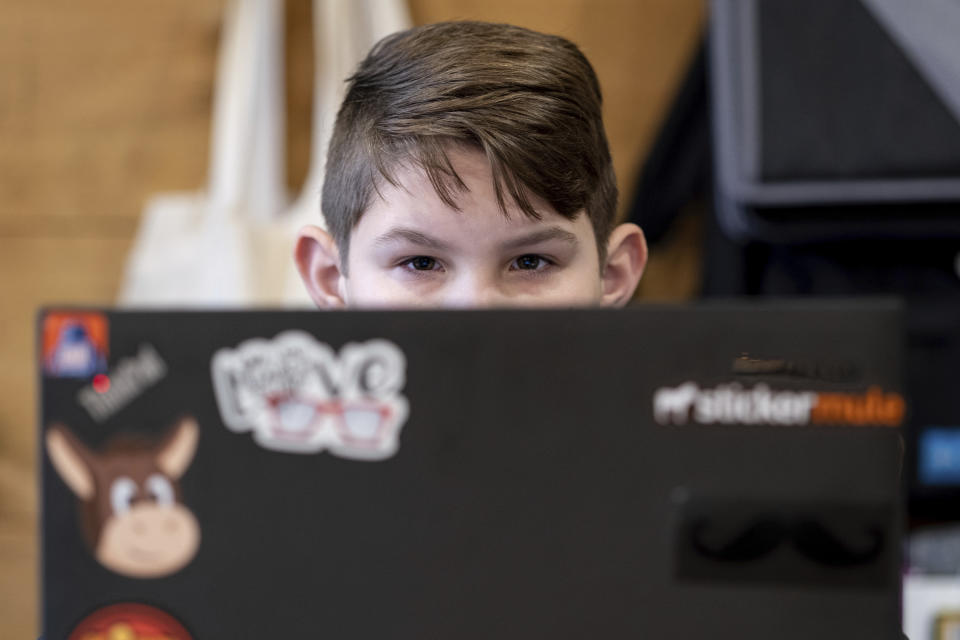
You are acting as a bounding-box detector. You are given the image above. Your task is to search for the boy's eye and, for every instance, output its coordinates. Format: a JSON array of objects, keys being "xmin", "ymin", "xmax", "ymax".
[
  {"xmin": 512, "ymin": 254, "xmax": 549, "ymax": 271},
  {"xmin": 403, "ymin": 256, "xmax": 439, "ymax": 271}
]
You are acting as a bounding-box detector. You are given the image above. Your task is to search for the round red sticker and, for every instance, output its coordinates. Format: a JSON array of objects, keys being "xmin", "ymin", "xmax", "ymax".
[{"xmin": 68, "ymin": 603, "xmax": 192, "ymax": 640}]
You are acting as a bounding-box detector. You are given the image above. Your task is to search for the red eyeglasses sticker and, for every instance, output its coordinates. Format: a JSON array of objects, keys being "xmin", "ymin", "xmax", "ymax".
[
  {"xmin": 43, "ymin": 311, "xmax": 109, "ymax": 378},
  {"xmin": 68, "ymin": 602, "xmax": 192, "ymax": 640},
  {"xmin": 212, "ymin": 332, "xmax": 409, "ymax": 460}
]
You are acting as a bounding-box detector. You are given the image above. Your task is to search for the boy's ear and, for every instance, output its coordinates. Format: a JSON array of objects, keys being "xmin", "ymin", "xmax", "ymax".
[
  {"xmin": 294, "ymin": 225, "xmax": 346, "ymax": 308},
  {"xmin": 601, "ymin": 223, "xmax": 647, "ymax": 307}
]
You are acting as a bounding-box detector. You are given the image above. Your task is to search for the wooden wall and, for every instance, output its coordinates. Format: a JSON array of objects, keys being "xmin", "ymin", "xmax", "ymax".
[{"xmin": 0, "ymin": 1, "xmax": 703, "ymax": 636}]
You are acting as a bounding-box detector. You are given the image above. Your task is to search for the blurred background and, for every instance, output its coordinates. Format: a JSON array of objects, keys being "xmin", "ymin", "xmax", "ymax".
[
  {"xmin": 7, "ymin": 0, "xmax": 960, "ymax": 637},
  {"xmin": 0, "ymin": 1, "xmax": 703, "ymax": 636}
]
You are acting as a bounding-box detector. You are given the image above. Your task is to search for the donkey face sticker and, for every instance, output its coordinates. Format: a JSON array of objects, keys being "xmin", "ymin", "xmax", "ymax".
[{"xmin": 45, "ymin": 417, "xmax": 201, "ymax": 578}]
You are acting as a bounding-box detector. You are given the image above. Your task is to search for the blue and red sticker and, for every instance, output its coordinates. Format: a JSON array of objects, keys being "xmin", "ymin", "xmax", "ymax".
[{"xmin": 43, "ymin": 312, "xmax": 109, "ymax": 378}]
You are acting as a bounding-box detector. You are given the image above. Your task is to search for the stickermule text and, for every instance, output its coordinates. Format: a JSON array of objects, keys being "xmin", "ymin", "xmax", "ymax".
[{"xmin": 653, "ymin": 383, "xmax": 904, "ymax": 427}]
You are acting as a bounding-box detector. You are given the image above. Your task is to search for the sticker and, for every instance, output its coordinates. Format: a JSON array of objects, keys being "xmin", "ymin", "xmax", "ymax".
[
  {"xmin": 68, "ymin": 602, "xmax": 192, "ymax": 640},
  {"xmin": 43, "ymin": 311, "xmax": 109, "ymax": 378},
  {"xmin": 76, "ymin": 344, "xmax": 168, "ymax": 423},
  {"xmin": 653, "ymin": 382, "xmax": 904, "ymax": 427},
  {"xmin": 674, "ymin": 498, "xmax": 893, "ymax": 589},
  {"xmin": 919, "ymin": 428, "xmax": 960, "ymax": 486},
  {"xmin": 731, "ymin": 354, "xmax": 857, "ymax": 382},
  {"xmin": 45, "ymin": 417, "xmax": 201, "ymax": 579},
  {"xmin": 212, "ymin": 331, "xmax": 409, "ymax": 460}
]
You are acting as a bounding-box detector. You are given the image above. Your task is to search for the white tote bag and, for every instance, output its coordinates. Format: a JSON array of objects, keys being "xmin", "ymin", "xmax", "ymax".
[
  {"xmin": 119, "ymin": 0, "xmax": 411, "ymax": 308},
  {"xmin": 119, "ymin": 0, "xmax": 287, "ymax": 307}
]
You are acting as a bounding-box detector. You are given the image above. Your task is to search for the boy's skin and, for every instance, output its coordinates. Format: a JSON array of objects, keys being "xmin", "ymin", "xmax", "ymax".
[{"xmin": 295, "ymin": 146, "xmax": 647, "ymax": 308}]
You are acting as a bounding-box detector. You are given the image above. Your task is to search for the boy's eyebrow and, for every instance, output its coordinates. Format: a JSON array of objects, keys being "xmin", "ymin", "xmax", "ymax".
[
  {"xmin": 373, "ymin": 226, "xmax": 579, "ymax": 252},
  {"xmin": 374, "ymin": 227, "xmax": 451, "ymax": 251},
  {"xmin": 499, "ymin": 227, "xmax": 579, "ymax": 251}
]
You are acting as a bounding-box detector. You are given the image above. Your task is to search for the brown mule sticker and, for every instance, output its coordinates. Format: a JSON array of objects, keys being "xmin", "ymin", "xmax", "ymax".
[{"xmin": 46, "ymin": 417, "xmax": 201, "ymax": 579}]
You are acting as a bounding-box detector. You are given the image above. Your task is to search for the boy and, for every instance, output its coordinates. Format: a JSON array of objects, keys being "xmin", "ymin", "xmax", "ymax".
[{"xmin": 295, "ymin": 21, "xmax": 646, "ymax": 308}]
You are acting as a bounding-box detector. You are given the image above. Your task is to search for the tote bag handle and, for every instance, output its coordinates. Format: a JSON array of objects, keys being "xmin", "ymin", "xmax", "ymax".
[{"xmin": 207, "ymin": 0, "xmax": 286, "ymax": 222}]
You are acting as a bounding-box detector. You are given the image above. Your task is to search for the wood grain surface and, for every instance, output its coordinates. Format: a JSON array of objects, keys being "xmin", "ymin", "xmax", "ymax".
[{"xmin": 0, "ymin": 2, "xmax": 703, "ymax": 637}]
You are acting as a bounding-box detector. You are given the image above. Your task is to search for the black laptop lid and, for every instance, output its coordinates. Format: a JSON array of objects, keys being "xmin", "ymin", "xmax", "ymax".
[{"xmin": 40, "ymin": 304, "xmax": 903, "ymax": 639}]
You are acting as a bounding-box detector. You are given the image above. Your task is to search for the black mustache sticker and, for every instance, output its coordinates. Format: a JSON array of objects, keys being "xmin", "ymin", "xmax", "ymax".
[
  {"xmin": 675, "ymin": 499, "xmax": 896, "ymax": 589},
  {"xmin": 691, "ymin": 517, "xmax": 884, "ymax": 566}
]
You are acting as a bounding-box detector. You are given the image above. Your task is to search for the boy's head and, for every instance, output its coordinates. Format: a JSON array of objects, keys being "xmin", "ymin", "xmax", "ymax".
[{"xmin": 295, "ymin": 21, "xmax": 646, "ymax": 308}]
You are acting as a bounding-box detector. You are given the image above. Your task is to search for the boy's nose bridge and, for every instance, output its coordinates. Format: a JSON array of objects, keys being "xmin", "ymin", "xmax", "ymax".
[{"xmin": 444, "ymin": 271, "xmax": 508, "ymax": 308}]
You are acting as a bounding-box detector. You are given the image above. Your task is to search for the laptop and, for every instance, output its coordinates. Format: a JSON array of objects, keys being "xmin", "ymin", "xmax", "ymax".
[{"xmin": 39, "ymin": 302, "xmax": 904, "ymax": 639}]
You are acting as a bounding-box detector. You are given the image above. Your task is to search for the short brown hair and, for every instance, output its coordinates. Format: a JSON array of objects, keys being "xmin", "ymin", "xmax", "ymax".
[{"xmin": 321, "ymin": 21, "xmax": 618, "ymax": 265}]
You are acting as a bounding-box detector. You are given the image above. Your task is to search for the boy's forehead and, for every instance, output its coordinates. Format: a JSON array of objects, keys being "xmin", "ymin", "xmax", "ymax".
[{"xmin": 361, "ymin": 147, "xmax": 583, "ymax": 236}]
